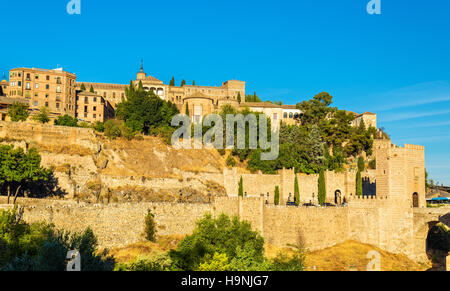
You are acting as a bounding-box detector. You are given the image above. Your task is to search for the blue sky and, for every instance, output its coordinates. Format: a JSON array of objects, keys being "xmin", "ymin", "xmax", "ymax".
[{"xmin": 1, "ymin": 0, "xmax": 450, "ymax": 184}]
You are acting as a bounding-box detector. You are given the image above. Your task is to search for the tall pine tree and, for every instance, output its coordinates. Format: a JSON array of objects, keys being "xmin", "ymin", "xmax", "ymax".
[
  {"xmin": 169, "ymin": 76, "xmax": 175, "ymax": 86},
  {"xmin": 80, "ymin": 83, "xmax": 86, "ymax": 91},
  {"xmin": 89, "ymin": 85, "xmax": 95, "ymax": 93}
]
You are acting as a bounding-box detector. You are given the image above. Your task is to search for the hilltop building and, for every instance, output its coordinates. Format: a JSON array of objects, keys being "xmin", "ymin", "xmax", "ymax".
[{"xmin": 7, "ymin": 67, "xmax": 77, "ymax": 118}]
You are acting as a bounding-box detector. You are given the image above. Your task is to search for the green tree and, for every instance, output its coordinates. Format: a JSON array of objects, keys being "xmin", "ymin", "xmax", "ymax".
[
  {"xmin": 274, "ymin": 186, "xmax": 280, "ymax": 205},
  {"xmin": 80, "ymin": 83, "xmax": 86, "ymax": 91},
  {"xmin": 296, "ymin": 92, "xmax": 333, "ymax": 126},
  {"xmin": 115, "ymin": 82, "xmax": 179, "ymax": 134},
  {"xmin": 89, "ymin": 85, "xmax": 95, "ymax": 93},
  {"xmin": 180, "ymin": 79, "xmax": 186, "ymax": 86},
  {"xmin": 192, "ymin": 80, "xmax": 196, "ymax": 86},
  {"xmin": 307, "ymin": 125, "xmax": 325, "ymax": 172},
  {"xmin": 54, "ymin": 114, "xmax": 78, "ymax": 127},
  {"xmin": 356, "ymin": 170, "xmax": 363, "ymax": 196},
  {"xmin": 143, "ymin": 209, "xmax": 157, "ymax": 242},
  {"xmin": 294, "ymin": 175, "xmax": 300, "ymax": 206},
  {"xmin": 169, "ymin": 76, "xmax": 175, "ymax": 86},
  {"xmin": 33, "ymin": 107, "xmax": 50, "ymax": 124},
  {"xmin": 7, "ymin": 102, "xmax": 29, "ymax": 122},
  {"xmin": 237, "ymin": 92, "xmax": 241, "ymax": 103},
  {"xmin": 0, "ymin": 145, "xmax": 51, "ymax": 204},
  {"xmin": 318, "ymin": 169, "xmax": 326, "ymax": 205},
  {"xmin": 357, "ymin": 156, "xmax": 365, "ymax": 172},
  {"xmin": 238, "ymin": 176, "xmax": 244, "ymax": 197},
  {"xmin": 245, "ymin": 92, "xmax": 261, "ymax": 102},
  {"xmin": 169, "ymin": 214, "xmax": 265, "ymax": 271}
]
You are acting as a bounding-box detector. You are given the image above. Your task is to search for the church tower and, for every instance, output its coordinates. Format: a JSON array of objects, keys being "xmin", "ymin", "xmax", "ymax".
[{"xmin": 136, "ymin": 60, "xmax": 146, "ymax": 80}]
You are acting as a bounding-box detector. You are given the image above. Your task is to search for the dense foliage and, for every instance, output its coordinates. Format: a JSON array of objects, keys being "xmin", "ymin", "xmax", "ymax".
[
  {"xmin": 0, "ymin": 208, "xmax": 114, "ymax": 271},
  {"xmin": 168, "ymin": 214, "xmax": 304, "ymax": 271},
  {"xmin": 54, "ymin": 114, "xmax": 79, "ymax": 127},
  {"xmin": 7, "ymin": 102, "xmax": 29, "ymax": 122},
  {"xmin": 114, "ymin": 81, "xmax": 179, "ymax": 140}
]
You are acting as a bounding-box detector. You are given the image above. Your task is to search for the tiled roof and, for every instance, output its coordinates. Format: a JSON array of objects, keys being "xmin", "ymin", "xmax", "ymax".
[{"xmin": 240, "ymin": 102, "xmax": 282, "ymax": 108}]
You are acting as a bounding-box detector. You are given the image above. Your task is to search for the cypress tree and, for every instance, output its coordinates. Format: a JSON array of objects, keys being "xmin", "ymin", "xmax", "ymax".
[
  {"xmin": 238, "ymin": 176, "xmax": 244, "ymax": 197},
  {"xmin": 80, "ymin": 83, "xmax": 86, "ymax": 91},
  {"xmin": 274, "ymin": 186, "xmax": 280, "ymax": 205},
  {"xmin": 294, "ymin": 175, "xmax": 300, "ymax": 206},
  {"xmin": 181, "ymin": 79, "xmax": 186, "ymax": 86},
  {"xmin": 192, "ymin": 80, "xmax": 196, "ymax": 86},
  {"xmin": 89, "ymin": 85, "xmax": 95, "ymax": 93},
  {"xmin": 356, "ymin": 170, "xmax": 363, "ymax": 196},
  {"xmin": 318, "ymin": 169, "xmax": 326, "ymax": 205},
  {"xmin": 185, "ymin": 102, "xmax": 189, "ymax": 116},
  {"xmin": 169, "ymin": 76, "xmax": 175, "ymax": 86},
  {"xmin": 237, "ymin": 92, "xmax": 241, "ymax": 103},
  {"xmin": 357, "ymin": 156, "xmax": 365, "ymax": 172}
]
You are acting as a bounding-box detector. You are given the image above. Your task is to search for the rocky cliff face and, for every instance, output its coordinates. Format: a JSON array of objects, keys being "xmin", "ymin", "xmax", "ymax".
[{"xmin": 0, "ymin": 121, "xmax": 227, "ymax": 203}]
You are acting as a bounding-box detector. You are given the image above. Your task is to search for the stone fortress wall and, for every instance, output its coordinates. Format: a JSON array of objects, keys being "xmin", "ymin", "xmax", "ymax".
[{"xmin": 0, "ymin": 121, "xmax": 447, "ymax": 261}]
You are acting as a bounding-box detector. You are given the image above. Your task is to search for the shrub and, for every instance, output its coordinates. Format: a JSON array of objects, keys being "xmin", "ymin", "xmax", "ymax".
[
  {"xmin": 368, "ymin": 159, "xmax": 376, "ymax": 170},
  {"xmin": 169, "ymin": 213, "xmax": 265, "ymax": 271},
  {"xmin": 104, "ymin": 119, "xmax": 135, "ymax": 140},
  {"xmin": 115, "ymin": 253, "xmax": 172, "ymax": 271},
  {"xmin": 93, "ymin": 121, "xmax": 105, "ymax": 132},
  {"xmin": 226, "ymin": 154, "xmax": 236, "ymax": 168},
  {"xmin": 270, "ymin": 246, "xmax": 305, "ymax": 271},
  {"xmin": 198, "ymin": 252, "xmax": 231, "ymax": 271},
  {"xmin": 54, "ymin": 114, "xmax": 78, "ymax": 127},
  {"xmin": 143, "ymin": 209, "xmax": 157, "ymax": 242}
]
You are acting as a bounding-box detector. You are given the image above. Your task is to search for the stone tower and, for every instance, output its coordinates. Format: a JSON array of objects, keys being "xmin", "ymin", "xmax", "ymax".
[{"xmin": 374, "ymin": 139, "xmax": 426, "ymax": 208}]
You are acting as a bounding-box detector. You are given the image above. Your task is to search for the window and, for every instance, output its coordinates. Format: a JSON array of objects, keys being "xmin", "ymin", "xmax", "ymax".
[
  {"xmin": 93, "ymin": 106, "xmax": 97, "ymax": 111},
  {"xmin": 84, "ymin": 113, "xmax": 87, "ymax": 118},
  {"xmin": 18, "ymin": 81, "xmax": 21, "ymax": 87},
  {"xmin": 85, "ymin": 97, "xmax": 88, "ymax": 103},
  {"xmin": 34, "ymin": 101, "xmax": 38, "ymax": 106},
  {"xmin": 35, "ymin": 74, "xmax": 39, "ymax": 80},
  {"xmin": 56, "ymin": 77, "xmax": 61, "ymax": 84},
  {"xmin": 35, "ymin": 83, "xmax": 39, "ymax": 89},
  {"xmin": 93, "ymin": 97, "xmax": 97, "ymax": 102},
  {"xmin": 26, "ymin": 82, "xmax": 31, "ymax": 90},
  {"xmin": 289, "ymin": 112, "xmax": 293, "ymax": 118},
  {"xmin": 45, "ymin": 94, "xmax": 49, "ymax": 98},
  {"xmin": 46, "ymin": 84, "xmax": 50, "ymax": 90},
  {"xmin": 84, "ymin": 106, "xmax": 88, "ymax": 113},
  {"xmin": 283, "ymin": 113, "xmax": 287, "ymax": 118},
  {"xmin": 46, "ymin": 75, "xmax": 50, "ymax": 81},
  {"xmin": 25, "ymin": 91, "xmax": 30, "ymax": 98},
  {"xmin": 56, "ymin": 86, "xmax": 61, "ymax": 93},
  {"xmin": 26, "ymin": 73, "xmax": 31, "ymax": 81},
  {"xmin": 45, "ymin": 102, "xmax": 48, "ymax": 107},
  {"xmin": 56, "ymin": 103, "xmax": 60, "ymax": 109},
  {"xmin": 93, "ymin": 114, "xmax": 96, "ymax": 119},
  {"xmin": 34, "ymin": 93, "xmax": 38, "ymax": 97}
]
